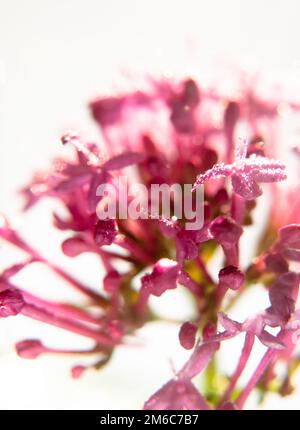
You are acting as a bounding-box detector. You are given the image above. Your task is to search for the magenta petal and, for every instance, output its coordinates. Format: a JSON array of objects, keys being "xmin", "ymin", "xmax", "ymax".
[
  {"xmin": 144, "ymin": 379, "xmax": 210, "ymax": 410},
  {"xmin": 218, "ymin": 312, "xmax": 242, "ymax": 333},
  {"xmin": 281, "ymin": 248, "xmax": 300, "ymax": 262},
  {"xmin": 231, "ymin": 174, "xmax": 262, "ymax": 200},
  {"xmin": 179, "ymin": 322, "xmax": 198, "ymax": 350},
  {"xmin": 176, "ymin": 232, "xmax": 199, "ymax": 263},
  {"xmin": 102, "ymin": 152, "xmax": 145, "ymax": 171},
  {"xmin": 257, "ymin": 330, "xmax": 286, "ymax": 350},
  {"xmin": 193, "ymin": 163, "xmax": 231, "ymax": 190},
  {"xmin": 0, "ymin": 289, "xmax": 24, "ymax": 317},
  {"xmin": 269, "ymin": 272, "xmax": 299, "ymax": 321},
  {"xmin": 279, "ymin": 225, "xmax": 300, "ymax": 248},
  {"xmin": 264, "ymin": 252, "xmax": 289, "ymax": 273},
  {"xmin": 87, "ymin": 171, "xmax": 111, "ymax": 214},
  {"xmin": 278, "ymin": 224, "xmax": 300, "ymax": 262}
]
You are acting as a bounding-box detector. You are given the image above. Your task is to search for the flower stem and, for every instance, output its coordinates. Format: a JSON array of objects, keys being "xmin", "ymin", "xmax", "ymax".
[
  {"xmin": 21, "ymin": 303, "xmax": 117, "ymax": 346},
  {"xmin": 236, "ymin": 347, "xmax": 276, "ymax": 408},
  {"xmin": 220, "ymin": 332, "xmax": 255, "ymax": 405}
]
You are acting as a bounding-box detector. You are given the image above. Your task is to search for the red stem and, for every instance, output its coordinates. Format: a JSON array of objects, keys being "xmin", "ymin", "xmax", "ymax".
[
  {"xmin": 21, "ymin": 303, "xmax": 117, "ymax": 346},
  {"xmin": 220, "ymin": 332, "xmax": 255, "ymax": 405},
  {"xmin": 236, "ymin": 347, "xmax": 276, "ymax": 408}
]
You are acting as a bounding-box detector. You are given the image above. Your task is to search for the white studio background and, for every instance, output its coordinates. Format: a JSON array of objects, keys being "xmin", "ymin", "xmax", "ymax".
[{"xmin": 1, "ymin": 0, "xmax": 300, "ymax": 409}]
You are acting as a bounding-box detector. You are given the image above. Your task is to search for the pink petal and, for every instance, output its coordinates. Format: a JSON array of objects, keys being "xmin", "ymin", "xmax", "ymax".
[
  {"xmin": 231, "ymin": 173, "xmax": 262, "ymax": 200},
  {"xmin": 279, "ymin": 224, "xmax": 300, "ymax": 248},
  {"xmin": 218, "ymin": 312, "xmax": 242, "ymax": 333},
  {"xmin": 257, "ymin": 330, "xmax": 286, "ymax": 350},
  {"xmin": 281, "ymin": 248, "xmax": 300, "ymax": 262},
  {"xmin": 193, "ymin": 163, "xmax": 232, "ymax": 190},
  {"xmin": 87, "ymin": 171, "xmax": 111, "ymax": 214},
  {"xmin": 247, "ymin": 156, "xmax": 286, "ymax": 183},
  {"xmin": 102, "ymin": 152, "xmax": 145, "ymax": 171},
  {"xmin": 175, "ymin": 232, "xmax": 199, "ymax": 263},
  {"xmin": 269, "ymin": 272, "xmax": 299, "ymax": 321},
  {"xmin": 264, "ymin": 252, "xmax": 289, "ymax": 273}
]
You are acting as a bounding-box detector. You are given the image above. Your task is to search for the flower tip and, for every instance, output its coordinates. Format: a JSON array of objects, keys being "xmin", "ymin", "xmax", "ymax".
[
  {"xmin": 61, "ymin": 130, "xmax": 79, "ymax": 146},
  {"xmin": 179, "ymin": 322, "xmax": 198, "ymax": 350},
  {"xmin": 71, "ymin": 365, "xmax": 86, "ymax": 379},
  {"xmin": 0, "ymin": 289, "xmax": 24, "ymax": 318},
  {"xmin": 16, "ymin": 339, "xmax": 45, "ymax": 359},
  {"xmin": 218, "ymin": 265, "xmax": 245, "ymax": 290},
  {"xmin": 94, "ymin": 219, "xmax": 118, "ymax": 247}
]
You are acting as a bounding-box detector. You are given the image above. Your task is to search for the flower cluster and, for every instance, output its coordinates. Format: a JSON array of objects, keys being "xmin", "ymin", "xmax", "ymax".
[{"xmin": 1, "ymin": 74, "xmax": 300, "ymax": 409}]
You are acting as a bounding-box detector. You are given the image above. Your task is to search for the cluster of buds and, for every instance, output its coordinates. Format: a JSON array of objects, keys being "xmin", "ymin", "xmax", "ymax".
[{"xmin": 1, "ymin": 73, "xmax": 300, "ymax": 409}]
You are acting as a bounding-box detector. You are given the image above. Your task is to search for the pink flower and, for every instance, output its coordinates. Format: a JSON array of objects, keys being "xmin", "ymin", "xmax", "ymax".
[
  {"xmin": 2, "ymin": 72, "xmax": 300, "ymax": 410},
  {"xmin": 193, "ymin": 139, "xmax": 286, "ymax": 200}
]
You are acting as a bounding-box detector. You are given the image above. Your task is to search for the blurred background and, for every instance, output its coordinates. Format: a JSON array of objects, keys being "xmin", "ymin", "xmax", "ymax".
[{"xmin": 1, "ymin": 0, "xmax": 300, "ymax": 409}]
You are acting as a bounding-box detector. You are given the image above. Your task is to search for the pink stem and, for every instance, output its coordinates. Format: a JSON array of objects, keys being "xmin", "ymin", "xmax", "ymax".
[
  {"xmin": 117, "ymin": 236, "xmax": 153, "ymax": 265},
  {"xmin": 21, "ymin": 290, "xmax": 106, "ymax": 326},
  {"xmin": 195, "ymin": 256, "xmax": 214, "ymax": 285},
  {"xmin": 21, "ymin": 303, "xmax": 117, "ymax": 346},
  {"xmin": 220, "ymin": 332, "xmax": 255, "ymax": 405},
  {"xmin": 223, "ymin": 244, "xmax": 238, "ymax": 266},
  {"xmin": 236, "ymin": 347, "xmax": 276, "ymax": 409},
  {"xmin": 231, "ymin": 192, "xmax": 245, "ymax": 224},
  {"xmin": 42, "ymin": 346, "xmax": 106, "ymax": 355},
  {"xmin": 1, "ymin": 230, "xmax": 108, "ymax": 305}
]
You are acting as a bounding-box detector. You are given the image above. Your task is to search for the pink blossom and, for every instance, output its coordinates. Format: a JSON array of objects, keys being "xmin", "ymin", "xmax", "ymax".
[
  {"xmin": 193, "ymin": 139, "xmax": 286, "ymax": 200},
  {"xmin": 2, "ymin": 73, "xmax": 300, "ymax": 410}
]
